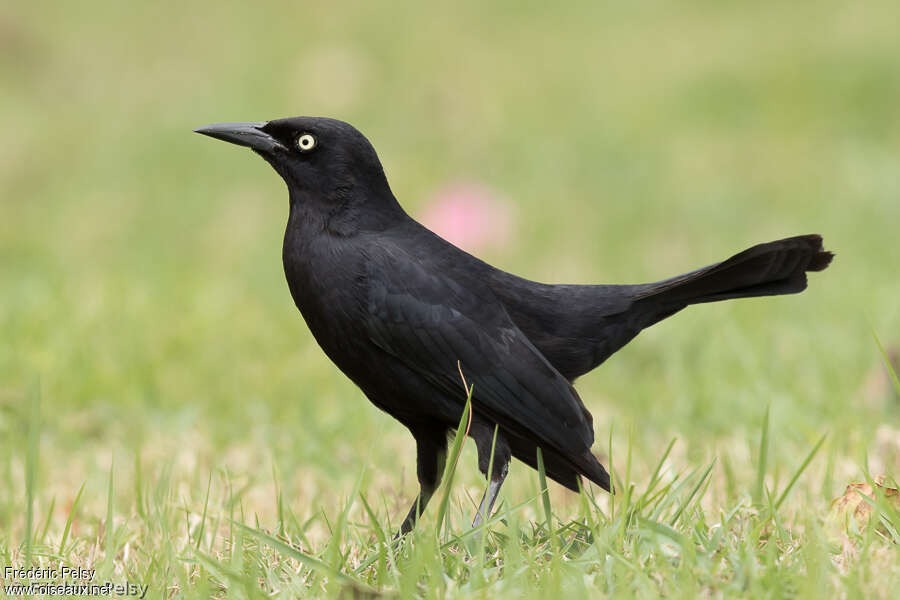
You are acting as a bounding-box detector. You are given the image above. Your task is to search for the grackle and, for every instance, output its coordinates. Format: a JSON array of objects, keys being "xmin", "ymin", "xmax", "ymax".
[{"xmin": 195, "ymin": 117, "xmax": 832, "ymax": 534}]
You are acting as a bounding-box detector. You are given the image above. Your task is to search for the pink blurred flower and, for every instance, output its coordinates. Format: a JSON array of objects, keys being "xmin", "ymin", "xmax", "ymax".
[{"xmin": 419, "ymin": 182, "xmax": 514, "ymax": 253}]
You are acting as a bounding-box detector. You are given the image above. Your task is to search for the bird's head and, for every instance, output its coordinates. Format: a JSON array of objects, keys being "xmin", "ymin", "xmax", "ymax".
[{"xmin": 194, "ymin": 116, "xmax": 404, "ymax": 233}]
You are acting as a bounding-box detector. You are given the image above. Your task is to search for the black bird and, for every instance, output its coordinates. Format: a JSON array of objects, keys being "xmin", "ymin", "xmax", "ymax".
[{"xmin": 195, "ymin": 117, "xmax": 833, "ymax": 533}]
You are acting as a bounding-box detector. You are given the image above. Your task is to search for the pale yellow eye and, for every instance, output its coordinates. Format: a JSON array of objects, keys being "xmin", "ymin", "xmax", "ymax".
[{"xmin": 296, "ymin": 133, "xmax": 317, "ymax": 152}]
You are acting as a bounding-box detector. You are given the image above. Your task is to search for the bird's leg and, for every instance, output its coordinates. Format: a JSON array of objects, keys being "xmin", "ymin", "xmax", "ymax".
[
  {"xmin": 470, "ymin": 421, "xmax": 511, "ymax": 528},
  {"xmin": 396, "ymin": 429, "xmax": 446, "ymax": 537},
  {"xmin": 398, "ymin": 489, "xmax": 434, "ymax": 536},
  {"xmin": 472, "ymin": 459, "xmax": 508, "ymax": 528}
]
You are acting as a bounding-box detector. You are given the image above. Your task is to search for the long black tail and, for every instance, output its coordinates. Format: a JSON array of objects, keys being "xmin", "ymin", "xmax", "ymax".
[{"xmin": 635, "ymin": 235, "xmax": 833, "ymax": 311}]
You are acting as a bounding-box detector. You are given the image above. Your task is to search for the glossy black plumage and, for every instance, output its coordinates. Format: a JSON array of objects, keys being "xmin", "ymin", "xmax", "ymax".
[{"xmin": 195, "ymin": 116, "xmax": 833, "ymax": 533}]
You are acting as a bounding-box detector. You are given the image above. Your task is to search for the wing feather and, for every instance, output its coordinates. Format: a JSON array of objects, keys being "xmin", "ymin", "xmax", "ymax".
[{"xmin": 364, "ymin": 245, "xmax": 595, "ymax": 456}]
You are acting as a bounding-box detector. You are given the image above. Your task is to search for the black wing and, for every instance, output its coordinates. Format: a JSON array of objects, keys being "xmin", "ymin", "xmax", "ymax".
[{"xmin": 363, "ymin": 241, "xmax": 595, "ymax": 457}]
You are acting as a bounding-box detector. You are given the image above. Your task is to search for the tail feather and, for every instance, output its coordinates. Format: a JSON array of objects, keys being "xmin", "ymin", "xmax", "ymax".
[{"xmin": 635, "ymin": 234, "xmax": 833, "ymax": 307}]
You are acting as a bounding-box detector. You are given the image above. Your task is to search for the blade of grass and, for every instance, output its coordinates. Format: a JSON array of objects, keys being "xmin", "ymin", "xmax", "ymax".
[
  {"xmin": 134, "ymin": 446, "xmax": 145, "ymax": 520},
  {"xmin": 624, "ymin": 423, "xmax": 633, "ymax": 501},
  {"xmin": 721, "ymin": 447, "xmax": 737, "ymax": 501},
  {"xmin": 442, "ymin": 494, "xmax": 542, "ymax": 550},
  {"xmin": 272, "ymin": 461, "xmax": 284, "ymax": 538},
  {"xmin": 617, "ymin": 426, "xmax": 634, "ymax": 538},
  {"xmin": 234, "ymin": 522, "xmax": 374, "ymax": 592},
  {"xmin": 325, "ymin": 462, "xmax": 367, "ymax": 577},
  {"xmin": 193, "ymin": 548, "xmax": 254, "ymax": 599},
  {"xmin": 649, "ymin": 468, "xmax": 694, "ymax": 521},
  {"xmin": 196, "ymin": 471, "xmax": 213, "ymax": 550},
  {"xmin": 535, "ymin": 447, "xmax": 553, "ymax": 541},
  {"xmin": 227, "ymin": 525, "xmax": 244, "ymax": 600},
  {"xmin": 765, "ymin": 485, "xmax": 789, "ymax": 545},
  {"xmin": 754, "ymin": 404, "xmax": 770, "ymax": 505},
  {"xmin": 853, "ymin": 487, "xmax": 900, "ymax": 544},
  {"xmin": 670, "ymin": 459, "xmax": 716, "ymax": 526},
  {"xmin": 58, "ymin": 481, "xmax": 86, "ymax": 555},
  {"xmin": 873, "ymin": 330, "xmax": 900, "ymax": 397},
  {"xmin": 636, "ymin": 438, "xmax": 677, "ymax": 510},
  {"xmin": 357, "ymin": 492, "xmax": 401, "ymax": 587},
  {"xmin": 481, "ymin": 424, "xmax": 499, "ymax": 517},
  {"xmin": 775, "ymin": 433, "xmax": 827, "ymax": 510},
  {"xmin": 608, "ymin": 422, "xmax": 616, "ymax": 520},
  {"xmin": 359, "ymin": 492, "xmax": 389, "ymax": 545},
  {"xmin": 638, "ymin": 516, "xmax": 688, "ymax": 548},
  {"xmin": 101, "ymin": 458, "xmax": 115, "ymax": 577},
  {"xmin": 578, "ymin": 479, "xmax": 596, "ymax": 533},
  {"xmin": 37, "ymin": 495, "xmax": 55, "ymax": 544},
  {"xmin": 435, "ymin": 376, "xmax": 473, "ymax": 537},
  {"xmin": 24, "ymin": 378, "xmax": 40, "ymax": 565}
]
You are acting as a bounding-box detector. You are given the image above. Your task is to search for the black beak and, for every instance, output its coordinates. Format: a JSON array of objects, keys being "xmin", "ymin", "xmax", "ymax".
[{"xmin": 193, "ymin": 121, "xmax": 286, "ymax": 153}]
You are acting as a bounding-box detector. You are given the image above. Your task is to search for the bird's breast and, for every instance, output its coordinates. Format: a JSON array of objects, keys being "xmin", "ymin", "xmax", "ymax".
[{"xmin": 281, "ymin": 228, "xmax": 370, "ymax": 356}]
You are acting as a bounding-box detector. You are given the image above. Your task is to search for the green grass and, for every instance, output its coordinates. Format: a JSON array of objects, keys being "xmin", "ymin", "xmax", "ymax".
[{"xmin": 2, "ymin": 0, "xmax": 900, "ymax": 597}]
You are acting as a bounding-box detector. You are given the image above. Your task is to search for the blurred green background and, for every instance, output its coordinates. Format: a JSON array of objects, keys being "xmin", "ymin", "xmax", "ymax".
[{"xmin": 1, "ymin": 0, "xmax": 898, "ymax": 569}]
